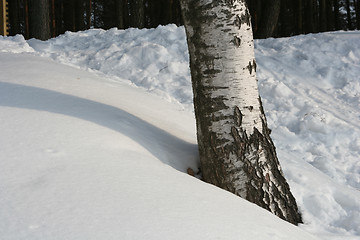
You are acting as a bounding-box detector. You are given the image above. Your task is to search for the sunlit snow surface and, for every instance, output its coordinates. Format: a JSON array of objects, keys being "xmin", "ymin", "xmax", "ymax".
[{"xmin": 0, "ymin": 25, "xmax": 359, "ymax": 239}]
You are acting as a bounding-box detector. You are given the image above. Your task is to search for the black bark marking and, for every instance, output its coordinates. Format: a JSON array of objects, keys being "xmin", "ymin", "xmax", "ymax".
[
  {"xmin": 231, "ymin": 126, "xmax": 240, "ymax": 143},
  {"xmin": 246, "ymin": 60, "xmax": 257, "ymax": 75},
  {"xmin": 221, "ymin": 28, "xmax": 232, "ymax": 33},
  {"xmin": 233, "ymin": 36, "xmax": 241, "ymax": 47},
  {"xmin": 234, "ymin": 15, "xmax": 241, "ymax": 29},
  {"xmin": 221, "ymin": 8, "xmax": 232, "ymax": 16},
  {"xmin": 247, "ymin": 61, "xmax": 253, "ymax": 74},
  {"xmin": 231, "ymin": 126, "xmax": 246, "ymax": 157},
  {"xmin": 203, "ymin": 69, "xmax": 222, "ymax": 75},
  {"xmin": 209, "ymin": 132, "xmax": 219, "ymax": 156},
  {"xmin": 240, "ymin": 9, "xmax": 251, "ymax": 26},
  {"xmin": 225, "ymin": 0, "xmax": 235, "ymax": 6},
  {"xmin": 245, "ymin": 105, "xmax": 254, "ymax": 112},
  {"xmin": 228, "ymin": 117, "xmax": 303, "ymax": 225},
  {"xmin": 265, "ymin": 173, "xmax": 270, "ymax": 182},
  {"xmin": 234, "ymin": 106, "xmax": 243, "ymax": 126}
]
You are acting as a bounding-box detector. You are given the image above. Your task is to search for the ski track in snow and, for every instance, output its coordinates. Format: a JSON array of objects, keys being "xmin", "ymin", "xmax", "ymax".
[{"xmin": 1, "ymin": 26, "xmax": 360, "ymax": 240}]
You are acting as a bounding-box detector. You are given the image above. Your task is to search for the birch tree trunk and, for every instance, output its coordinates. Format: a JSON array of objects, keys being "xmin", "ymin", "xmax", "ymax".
[{"xmin": 179, "ymin": 0, "xmax": 302, "ymax": 225}]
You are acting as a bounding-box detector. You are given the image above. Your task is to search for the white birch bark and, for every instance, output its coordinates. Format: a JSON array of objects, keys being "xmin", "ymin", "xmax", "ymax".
[{"xmin": 180, "ymin": 0, "xmax": 302, "ymax": 224}]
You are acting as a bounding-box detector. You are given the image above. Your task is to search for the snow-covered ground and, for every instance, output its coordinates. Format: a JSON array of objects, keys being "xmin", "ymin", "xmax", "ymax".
[{"xmin": 0, "ymin": 25, "xmax": 359, "ymax": 240}]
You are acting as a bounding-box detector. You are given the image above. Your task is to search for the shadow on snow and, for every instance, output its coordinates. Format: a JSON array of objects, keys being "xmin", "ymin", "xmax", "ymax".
[{"xmin": 0, "ymin": 82, "xmax": 198, "ymax": 172}]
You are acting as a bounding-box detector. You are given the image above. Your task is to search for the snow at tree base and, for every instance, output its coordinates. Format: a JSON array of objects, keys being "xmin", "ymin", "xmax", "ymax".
[{"xmin": 0, "ymin": 25, "xmax": 359, "ymax": 240}]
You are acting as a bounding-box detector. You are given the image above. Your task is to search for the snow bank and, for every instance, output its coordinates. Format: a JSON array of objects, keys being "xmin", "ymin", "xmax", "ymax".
[
  {"xmin": 255, "ymin": 31, "xmax": 360, "ymax": 239},
  {"xmin": 28, "ymin": 25, "xmax": 192, "ymax": 109},
  {"xmin": 0, "ymin": 34, "xmax": 34, "ymax": 53}
]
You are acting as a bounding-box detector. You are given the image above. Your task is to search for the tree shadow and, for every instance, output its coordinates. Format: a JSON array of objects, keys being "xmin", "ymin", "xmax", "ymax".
[{"xmin": 0, "ymin": 82, "xmax": 198, "ymax": 172}]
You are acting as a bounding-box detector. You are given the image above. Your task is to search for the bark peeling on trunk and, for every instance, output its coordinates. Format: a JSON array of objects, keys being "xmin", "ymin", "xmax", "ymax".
[{"xmin": 180, "ymin": 0, "xmax": 302, "ymax": 224}]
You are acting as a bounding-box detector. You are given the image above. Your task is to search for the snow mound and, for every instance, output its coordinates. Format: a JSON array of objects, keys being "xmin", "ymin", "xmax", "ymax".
[
  {"xmin": 256, "ymin": 31, "xmax": 360, "ymax": 189},
  {"xmin": 0, "ymin": 34, "xmax": 34, "ymax": 53},
  {"xmin": 255, "ymin": 31, "xmax": 360, "ymax": 239},
  {"xmin": 28, "ymin": 25, "xmax": 192, "ymax": 109}
]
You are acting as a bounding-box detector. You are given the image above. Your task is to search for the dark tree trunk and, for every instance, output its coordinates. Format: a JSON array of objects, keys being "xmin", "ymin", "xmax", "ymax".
[
  {"xmin": 355, "ymin": 0, "xmax": 360, "ymax": 29},
  {"xmin": 50, "ymin": 0, "xmax": 56, "ymax": 37},
  {"xmin": 333, "ymin": 0, "xmax": 341, "ymax": 30},
  {"xmin": 247, "ymin": 0, "xmax": 261, "ymax": 35},
  {"xmin": 86, "ymin": 0, "xmax": 92, "ymax": 29},
  {"xmin": 346, "ymin": 0, "xmax": 354, "ymax": 29},
  {"xmin": 313, "ymin": 0, "xmax": 319, "ymax": 32},
  {"xmin": 101, "ymin": 0, "xmax": 113, "ymax": 29},
  {"xmin": 171, "ymin": 0, "xmax": 183, "ymax": 26},
  {"xmin": 326, "ymin": 0, "xmax": 334, "ymax": 30},
  {"xmin": 53, "ymin": 0, "xmax": 62, "ymax": 35},
  {"xmin": 166, "ymin": 0, "xmax": 174, "ymax": 24},
  {"xmin": 8, "ymin": 0, "xmax": 21, "ymax": 35},
  {"xmin": 75, "ymin": 0, "xmax": 85, "ymax": 31},
  {"xmin": 130, "ymin": 0, "xmax": 144, "ymax": 28},
  {"xmin": 179, "ymin": 0, "xmax": 302, "ymax": 225},
  {"xmin": 278, "ymin": 0, "xmax": 295, "ymax": 37},
  {"xmin": 92, "ymin": 0, "xmax": 98, "ymax": 28},
  {"xmin": 147, "ymin": 0, "xmax": 158, "ymax": 27},
  {"xmin": 29, "ymin": 0, "xmax": 50, "ymax": 40},
  {"xmin": 24, "ymin": 0, "xmax": 30, "ymax": 39},
  {"xmin": 305, "ymin": 0, "xmax": 316, "ymax": 33},
  {"xmin": 63, "ymin": 0, "xmax": 75, "ymax": 31},
  {"xmin": 115, "ymin": 0, "xmax": 125, "ymax": 29},
  {"xmin": 254, "ymin": 0, "xmax": 280, "ymax": 38},
  {"xmin": 319, "ymin": 0, "xmax": 327, "ymax": 32},
  {"xmin": 296, "ymin": 0, "xmax": 303, "ymax": 34},
  {"xmin": 5, "ymin": 1, "xmax": 12, "ymax": 35}
]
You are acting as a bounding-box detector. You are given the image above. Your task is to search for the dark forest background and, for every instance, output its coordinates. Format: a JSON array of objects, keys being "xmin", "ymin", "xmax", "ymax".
[{"xmin": 5, "ymin": 0, "xmax": 360, "ymax": 40}]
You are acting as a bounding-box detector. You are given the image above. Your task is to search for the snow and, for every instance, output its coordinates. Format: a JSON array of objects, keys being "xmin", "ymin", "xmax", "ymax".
[
  {"xmin": 0, "ymin": 25, "xmax": 359, "ymax": 240},
  {"xmin": 27, "ymin": 25, "xmax": 193, "ymax": 110}
]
